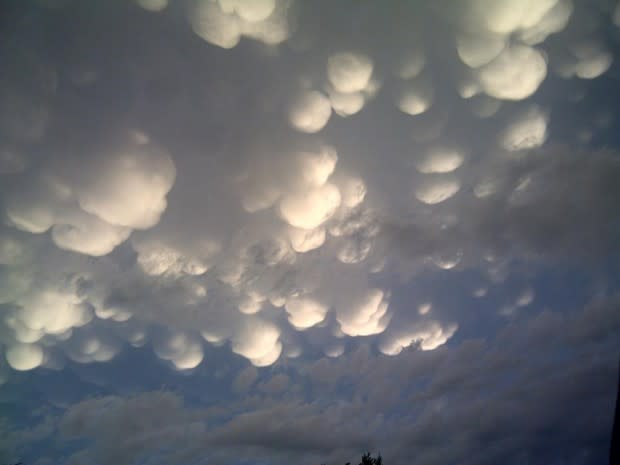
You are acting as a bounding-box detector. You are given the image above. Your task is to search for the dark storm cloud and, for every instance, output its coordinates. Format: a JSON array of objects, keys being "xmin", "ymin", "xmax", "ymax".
[{"xmin": 383, "ymin": 145, "xmax": 620, "ymax": 264}]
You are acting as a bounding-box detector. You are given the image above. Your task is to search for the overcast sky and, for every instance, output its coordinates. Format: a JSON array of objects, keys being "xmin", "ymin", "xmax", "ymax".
[{"xmin": 1, "ymin": 1, "xmax": 620, "ymax": 464}]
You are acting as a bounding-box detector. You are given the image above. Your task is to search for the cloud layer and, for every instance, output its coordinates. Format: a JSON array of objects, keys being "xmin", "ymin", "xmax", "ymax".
[{"xmin": 0, "ymin": 1, "xmax": 619, "ymax": 464}]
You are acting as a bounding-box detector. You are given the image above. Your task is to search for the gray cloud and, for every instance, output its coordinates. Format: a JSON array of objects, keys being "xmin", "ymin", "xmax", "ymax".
[
  {"xmin": 1, "ymin": 0, "xmax": 617, "ymax": 374},
  {"xmin": 4, "ymin": 293, "xmax": 617, "ymax": 465},
  {"xmin": 0, "ymin": 1, "xmax": 618, "ymax": 464}
]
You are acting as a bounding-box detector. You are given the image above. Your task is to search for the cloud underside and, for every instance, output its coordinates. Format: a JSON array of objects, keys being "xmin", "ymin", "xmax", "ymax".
[
  {"xmin": 5, "ymin": 294, "xmax": 617, "ymax": 465},
  {"xmin": 0, "ymin": 1, "xmax": 618, "ymax": 465},
  {"xmin": 0, "ymin": 0, "xmax": 617, "ymax": 447}
]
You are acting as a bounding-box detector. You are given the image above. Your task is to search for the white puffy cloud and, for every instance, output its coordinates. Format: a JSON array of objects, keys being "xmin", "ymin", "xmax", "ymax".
[
  {"xmin": 189, "ymin": 0, "xmax": 292, "ymax": 49},
  {"xmin": 328, "ymin": 90, "xmax": 365, "ymax": 117},
  {"xmin": 232, "ymin": 319, "xmax": 282, "ymax": 366},
  {"xmin": 3, "ymin": 132, "xmax": 175, "ymax": 257},
  {"xmin": 240, "ymin": 182, "xmax": 281, "ymax": 213},
  {"xmin": 473, "ymin": 176, "xmax": 502, "ymax": 198},
  {"xmin": 394, "ymin": 48, "xmax": 426, "ymax": 79},
  {"xmin": 285, "ymin": 296, "xmax": 329, "ymax": 329},
  {"xmin": 415, "ymin": 177, "xmax": 461, "ymax": 204},
  {"xmin": 51, "ymin": 211, "xmax": 132, "ymax": 257},
  {"xmin": 453, "ymin": 0, "xmax": 560, "ymax": 36},
  {"xmin": 379, "ymin": 320, "xmax": 457, "ymax": 355},
  {"xmin": 476, "ymin": 45, "xmax": 547, "ymax": 100},
  {"xmin": 4, "ymin": 318, "xmax": 43, "ymax": 344},
  {"xmin": 295, "ymin": 147, "xmax": 338, "ymax": 188},
  {"xmin": 3, "ymin": 8, "xmax": 620, "ymax": 465},
  {"xmin": 0, "ymin": 0, "xmax": 616, "ymax": 391},
  {"xmin": 473, "ymin": 287, "xmax": 488, "ymax": 297},
  {"xmin": 153, "ymin": 330, "xmax": 204, "ymax": 370},
  {"xmin": 12, "ymin": 289, "xmax": 92, "ymax": 340},
  {"xmin": 136, "ymin": 0, "xmax": 168, "ymax": 11},
  {"xmin": 553, "ymin": 40, "xmax": 613, "ymax": 80},
  {"xmin": 75, "ymin": 136, "xmax": 176, "ymax": 230},
  {"xmin": 500, "ymin": 105, "xmax": 549, "ymax": 151},
  {"xmin": 516, "ymin": 287, "xmax": 535, "ymax": 306},
  {"xmin": 279, "ymin": 183, "xmax": 341, "ymax": 229},
  {"xmin": 5, "ymin": 343, "xmax": 44, "ymax": 371},
  {"xmin": 64, "ymin": 330, "xmax": 122, "ymax": 363},
  {"xmin": 336, "ymin": 288, "xmax": 391, "ymax": 337},
  {"xmin": 238, "ymin": 294, "xmax": 264, "ymax": 314},
  {"xmin": 133, "ymin": 238, "xmax": 214, "ymax": 277},
  {"xmin": 457, "ymin": 33, "xmax": 506, "ymax": 68},
  {"xmin": 518, "ymin": 0, "xmax": 573, "ymax": 45},
  {"xmin": 289, "ymin": 90, "xmax": 332, "ymax": 133},
  {"xmin": 220, "ymin": 0, "xmax": 276, "ymax": 22},
  {"xmin": 324, "ymin": 344, "xmax": 345, "ymax": 358},
  {"xmin": 397, "ymin": 76, "xmax": 434, "ymax": 116},
  {"xmin": 4, "ymin": 174, "xmax": 68, "ymax": 234},
  {"xmin": 335, "ymin": 175, "xmax": 366, "ymax": 209},
  {"xmin": 190, "ymin": 0, "xmax": 242, "ymax": 49},
  {"xmin": 469, "ymin": 95, "xmax": 502, "ymax": 118},
  {"xmin": 336, "ymin": 237, "xmax": 372, "ymax": 264},
  {"xmin": 418, "ymin": 303, "xmax": 432, "ymax": 315},
  {"xmin": 239, "ymin": 145, "xmax": 338, "ymax": 214},
  {"xmin": 95, "ymin": 305, "xmax": 132, "ymax": 323},
  {"xmin": 327, "ymin": 52, "xmax": 374, "ymax": 94},
  {"xmin": 216, "ymin": 230, "xmax": 296, "ymax": 305},
  {"xmin": 457, "ymin": 77, "xmax": 481, "ymax": 99},
  {"xmin": 288, "ymin": 226, "xmax": 326, "ymax": 253},
  {"xmin": 415, "ymin": 147, "xmax": 465, "ymax": 174},
  {"xmin": 432, "ymin": 250, "xmax": 463, "ymax": 270}
]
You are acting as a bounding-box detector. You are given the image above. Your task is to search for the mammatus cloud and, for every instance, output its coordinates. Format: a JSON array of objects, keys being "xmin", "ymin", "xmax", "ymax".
[
  {"xmin": 0, "ymin": 5, "xmax": 618, "ymax": 465},
  {"xmin": 5, "ymin": 293, "xmax": 618, "ymax": 465},
  {"xmin": 279, "ymin": 183, "xmax": 341, "ymax": 229},
  {"xmin": 289, "ymin": 90, "xmax": 332, "ymax": 133},
  {"xmin": 136, "ymin": 0, "xmax": 168, "ymax": 12},
  {"xmin": 231, "ymin": 319, "xmax": 282, "ymax": 367},
  {"xmin": 285, "ymin": 295, "xmax": 329, "ymax": 330},
  {"xmin": 188, "ymin": 0, "xmax": 293, "ymax": 49},
  {"xmin": 335, "ymin": 289, "xmax": 391, "ymax": 337},
  {"xmin": 73, "ymin": 134, "xmax": 176, "ymax": 230},
  {"xmin": 415, "ymin": 147, "xmax": 465, "ymax": 174},
  {"xmin": 397, "ymin": 75, "xmax": 434, "ymax": 116},
  {"xmin": 3, "ymin": 131, "xmax": 175, "ymax": 257},
  {"xmin": 153, "ymin": 329, "xmax": 205, "ymax": 370},
  {"xmin": 0, "ymin": 3, "xmax": 618, "ymax": 465},
  {"xmin": 414, "ymin": 177, "xmax": 461, "ymax": 205},
  {"xmin": 5, "ymin": 342, "xmax": 45, "ymax": 371},
  {"xmin": 379, "ymin": 320, "xmax": 458, "ymax": 355},
  {"xmin": 327, "ymin": 52, "xmax": 374, "ymax": 94},
  {"xmin": 499, "ymin": 105, "xmax": 549, "ymax": 152},
  {"xmin": 474, "ymin": 45, "xmax": 548, "ymax": 100}
]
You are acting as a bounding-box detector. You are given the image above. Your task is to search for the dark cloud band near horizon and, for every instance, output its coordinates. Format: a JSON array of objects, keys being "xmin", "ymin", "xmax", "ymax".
[{"xmin": 0, "ymin": 1, "xmax": 619, "ymax": 465}]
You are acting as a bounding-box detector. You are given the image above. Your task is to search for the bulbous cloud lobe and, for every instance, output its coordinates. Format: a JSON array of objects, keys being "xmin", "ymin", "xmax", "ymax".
[{"xmin": 0, "ymin": 0, "xmax": 616, "ymax": 386}]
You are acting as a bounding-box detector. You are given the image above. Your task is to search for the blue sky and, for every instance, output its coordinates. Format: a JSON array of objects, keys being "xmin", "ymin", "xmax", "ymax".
[{"xmin": 1, "ymin": 1, "xmax": 619, "ymax": 464}]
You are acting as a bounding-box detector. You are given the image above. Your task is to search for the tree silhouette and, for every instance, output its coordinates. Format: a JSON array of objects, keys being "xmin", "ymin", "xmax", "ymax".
[
  {"xmin": 359, "ymin": 452, "xmax": 382, "ymax": 465},
  {"xmin": 321, "ymin": 452, "xmax": 383, "ymax": 465}
]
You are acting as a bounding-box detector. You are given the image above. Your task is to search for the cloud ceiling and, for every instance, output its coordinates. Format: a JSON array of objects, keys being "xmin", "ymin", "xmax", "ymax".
[
  {"xmin": 0, "ymin": 0, "xmax": 618, "ymax": 371},
  {"xmin": 0, "ymin": 0, "xmax": 619, "ymax": 463}
]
